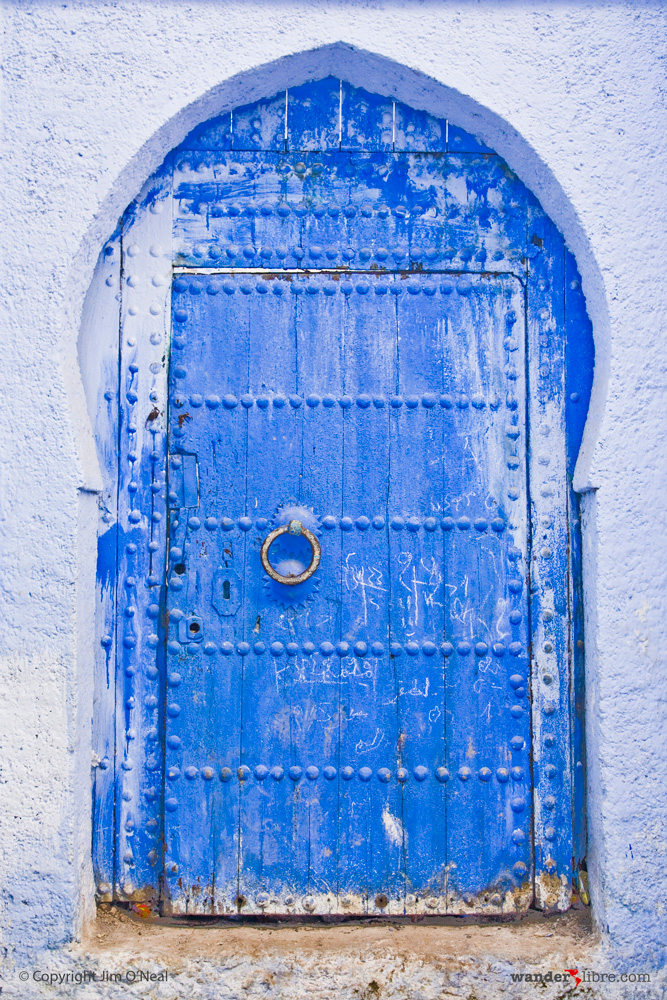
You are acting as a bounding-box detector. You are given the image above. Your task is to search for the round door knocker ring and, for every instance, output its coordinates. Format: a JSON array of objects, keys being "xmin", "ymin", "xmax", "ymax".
[{"xmin": 260, "ymin": 520, "xmax": 321, "ymax": 586}]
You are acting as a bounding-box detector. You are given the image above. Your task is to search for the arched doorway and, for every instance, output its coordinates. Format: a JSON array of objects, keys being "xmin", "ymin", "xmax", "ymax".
[{"xmin": 90, "ymin": 77, "xmax": 593, "ymax": 917}]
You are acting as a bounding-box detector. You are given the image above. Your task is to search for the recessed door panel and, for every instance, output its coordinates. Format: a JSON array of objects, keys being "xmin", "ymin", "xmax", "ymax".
[{"xmin": 163, "ymin": 270, "xmax": 530, "ymax": 915}]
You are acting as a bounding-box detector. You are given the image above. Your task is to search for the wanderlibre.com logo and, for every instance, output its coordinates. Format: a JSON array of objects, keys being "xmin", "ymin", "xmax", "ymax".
[{"xmin": 509, "ymin": 968, "xmax": 651, "ymax": 986}]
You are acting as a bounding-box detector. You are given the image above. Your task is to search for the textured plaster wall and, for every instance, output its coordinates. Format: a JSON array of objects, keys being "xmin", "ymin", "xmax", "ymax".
[{"xmin": 1, "ymin": 0, "xmax": 666, "ymax": 990}]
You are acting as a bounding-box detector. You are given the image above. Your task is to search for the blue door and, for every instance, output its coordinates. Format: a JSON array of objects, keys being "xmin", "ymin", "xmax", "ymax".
[
  {"xmin": 92, "ymin": 80, "xmax": 593, "ymax": 918},
  {"xmin": 163, "ymin": 269, "xmax": 532, "ymax": 915}
]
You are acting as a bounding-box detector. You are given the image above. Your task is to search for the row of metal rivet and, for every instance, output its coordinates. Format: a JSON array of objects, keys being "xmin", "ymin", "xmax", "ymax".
[
  {"xmin": 215, "ymin": 880, "xmax": 527, "ymax": 909},
  {"xmin": 164, "ymin": 635, "xmax": 525, "ymax": 659},
  {"xmin": 103, "ymin": 885, "xmax": 529, "ymax": 906},
  {"xmin": 172, "ymin": 276, "xmax": 512, "ymax": 297},
  {"xmin": 163, "ymin": 762, "xmax": 529, "ymax": 784},
  {"xmin": 168, "ymin": 512, "xmax": 511, "ymax": 533},
  {"xmin": 169, "ymin": 390, "xmax": 520, "ymax": 410},
  {"xmin": 175, "ymin": 196, "xmax": 498, "ymax": 222}
]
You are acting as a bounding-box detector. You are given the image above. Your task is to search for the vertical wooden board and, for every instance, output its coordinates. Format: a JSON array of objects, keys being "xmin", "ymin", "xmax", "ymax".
[
  {"xmin": 169, "ymin": 767, "xmax": 218, "ymax": 914},
  {"xmin": 171, "ymin": 276, "xmax": 250, "ymax": 519},
  {"xmin": 235, "ymin": 277, "xmax": 314, "ymax": 913},
  {"xmin": 210, "ymin": 772, "xmax": 243, "ymax": 913},
  {"xmin": 240, "ymin": 628, "xmax": 342, "ymax": 912},
  {"xmin": 440, "ymin": 276, "xmax": 532, "ymax": 913},
  {"xmin": 284, "ymin": 662, "xmax": 341, "ymax": 915},
  {"xmin": 394, "ymin": 101, "xmax": 447, "ymax": 152},
  {"xmin": 338, "ymin": 277, "xmax": 404, "ymax": 913},
  {"xmin": 394, "ymin": 633, "xmax": 448, "ymax": 916},
  {"xmin": 181, "ymin": 113, "xmax": 232, "ymax": 151},
  {"xmin": 287, "ymin": 78, "xmax": 340, "ymax": 151},
  {"xmin": 338, "ymin": 640, "xmax": 403, "ymax": 916},
  {"xmin": 340, "ymin": 82, "xmax": 394, "ymax": 151},
  {"xmin": 368, "ymin": 769, "xmax": 405, "ymax": 915},
  {"xmin": 396, "ymin": 278, "xmax": 448, "ymax": 397},
  {"xmin": 162, "ymin": 608, "xmax": 221, "ymax": 917},
  {"xmin": 232, "ymin": 91, "xmax": 286, "ymax": 151},
  {"xmin": 498, "ymin": 270, "xmax": 532, "ymax": 915},
  {"xmin": 265, "ymin": 276, "xmax": 347, "ymax": 914},
  {"xmin": 283, "ymin": 277, "xmax": 344, "ymax": 914},
  {"xmin": 339, "ymin": 278, "xmax": 393, "ymax": 641},
  {"xmin": 243, "ymin": 278, "xmax": 302, "ymax": 642},
  {"xmin": 164, "ymin": 275, "xmax": 250, "ymax": 912},
  {"xmin": 163, "ymin": 670, "xmax": 218, "ymax": 917},
  {"xmin": 295, "ymin": 275, "xmax": 347, "ymax": 481},
  {"xmin": 527, "ymin": 210, "xmax": 572, "ymax": 911},
  {"xmin": 236, "ymin": 728, "xmax": 299, "ymax": 914},
  {"xmin": 297, "ymin": 276, "xmax": 345, "ymax": 640},
  {"xmin": 444, "ymin": 530, "xmax": 531, "ymax": 914},
  {"xmin": 448, "ymin": 123, "xmax": 493, "ymax": 154},
  {"xmin": 390, "ymin": 281, "xmax": 447, "ymax": 649},
  {"xmin": 87, "ymin": 233, "xmax": 120, "ymax": 899},
  {"xmin": 338, "ymin": 766, "xmax": 372, "ymax": 912},
  {"xmin": 390, "ymin": 278, "xmax": 448, "ymax": 912},
  {"xmin": 116, "ymin": 170, "xmax": 172, "ymax": 906},
  {"xmin": 163, "ymin": 489, "xmax": 212, "ymax": 911}
]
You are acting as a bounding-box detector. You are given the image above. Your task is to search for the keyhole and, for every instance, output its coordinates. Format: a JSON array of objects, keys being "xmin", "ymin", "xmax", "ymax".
[
  {"xmin": 223, "ymin": 580, "xmax": 231, "ymax": 600},
  {"xmin": 189, "ymin": 622, "xmax": 200, "ymax": 634}
]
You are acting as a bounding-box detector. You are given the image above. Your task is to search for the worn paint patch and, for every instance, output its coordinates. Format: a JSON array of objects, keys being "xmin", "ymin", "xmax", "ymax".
[{"xmin": 382, "ymin": 805, "xmax": 405, "ymax": 849}]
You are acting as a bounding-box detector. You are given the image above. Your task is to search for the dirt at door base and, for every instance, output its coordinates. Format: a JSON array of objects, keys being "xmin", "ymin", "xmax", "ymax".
[
  {"xmin": 9, "ymin": 905, "xmax": 660, "ymax": 1000},
  {"xmin": 11, "ymin": 904, "xmax": 638, "ymax": 1000}
]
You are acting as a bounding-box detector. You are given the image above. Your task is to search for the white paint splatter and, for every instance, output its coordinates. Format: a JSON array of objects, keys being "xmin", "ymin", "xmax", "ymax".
[{"xmin": 382, "ymin": 805, "xmax": 405, "ymax": 848}]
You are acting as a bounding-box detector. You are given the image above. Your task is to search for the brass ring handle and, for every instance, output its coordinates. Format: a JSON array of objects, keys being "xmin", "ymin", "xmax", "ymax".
[{"xmin": 260, "ymin": 520, "xmax": 321, "ymax": 586}]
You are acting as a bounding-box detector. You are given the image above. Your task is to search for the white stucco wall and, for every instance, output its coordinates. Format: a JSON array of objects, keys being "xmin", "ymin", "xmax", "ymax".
[{"xmin": 1, "ymin": 0, "xmax": 666, "ymax": 990}]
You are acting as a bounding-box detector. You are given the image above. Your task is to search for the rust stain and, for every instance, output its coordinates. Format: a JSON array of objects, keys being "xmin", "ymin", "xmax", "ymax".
[{"xmin": 535, "ymin": 870, "xmax": 571, "ymax": 912}]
